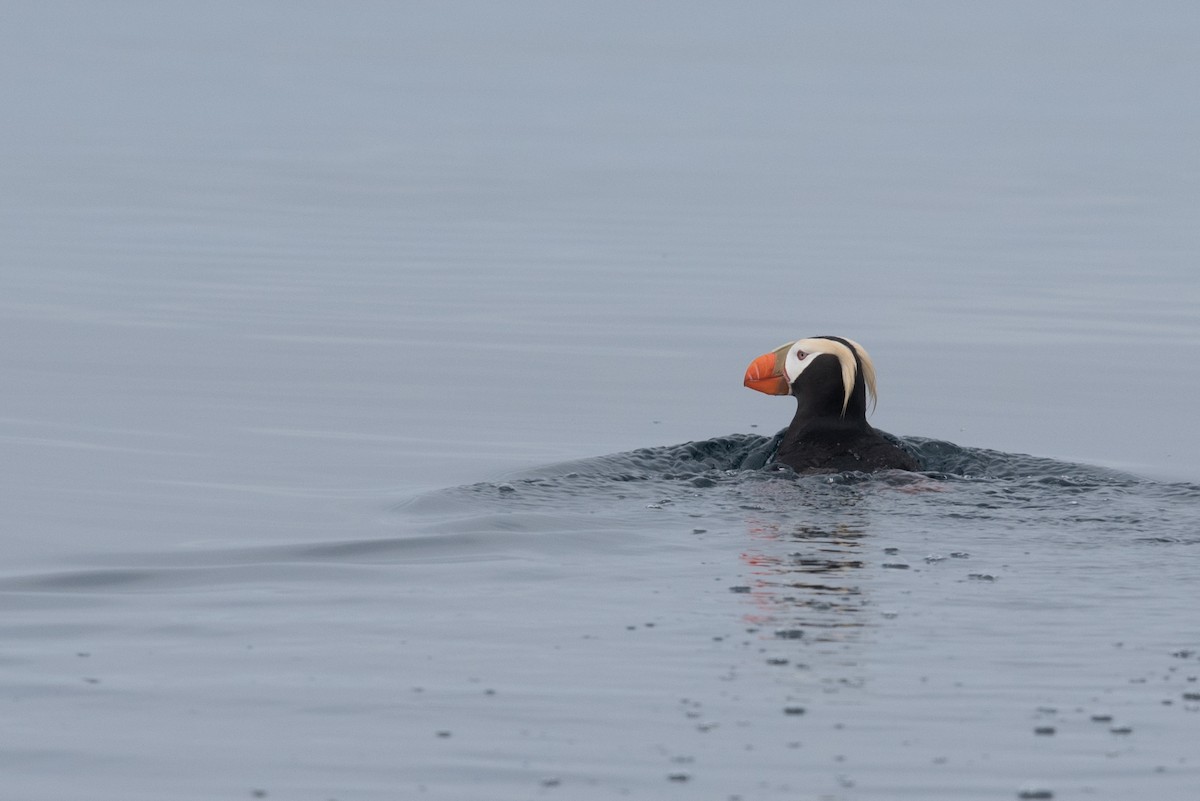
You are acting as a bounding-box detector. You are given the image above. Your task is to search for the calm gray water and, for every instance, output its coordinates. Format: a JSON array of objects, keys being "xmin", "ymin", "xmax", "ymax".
[{"xmin": 2, "ymin": 3, "xmax": 1199, "ymax": 800}]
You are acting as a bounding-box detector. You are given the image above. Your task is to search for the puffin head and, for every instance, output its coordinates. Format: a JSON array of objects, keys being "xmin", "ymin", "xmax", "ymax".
[{"xmin": 743, "ymin": 336, "xmax": 878, "ymax": 419}]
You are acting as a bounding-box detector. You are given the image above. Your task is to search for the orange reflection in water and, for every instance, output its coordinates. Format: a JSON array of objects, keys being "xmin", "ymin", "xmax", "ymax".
[{"xmin": 736, "ymin": 518, "xmax": 871, "ymax": 640}]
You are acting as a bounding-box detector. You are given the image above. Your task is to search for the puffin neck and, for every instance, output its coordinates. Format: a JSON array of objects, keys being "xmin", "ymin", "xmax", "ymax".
[{"xmin": 788, "ymin": 353, "xmax": 870, "ymax": 424}]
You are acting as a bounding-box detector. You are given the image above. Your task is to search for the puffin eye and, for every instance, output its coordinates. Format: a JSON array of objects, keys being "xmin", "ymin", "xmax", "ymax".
[{"xmin": 794, "ymin": 350, "xmax": 808, "ymax": 360}]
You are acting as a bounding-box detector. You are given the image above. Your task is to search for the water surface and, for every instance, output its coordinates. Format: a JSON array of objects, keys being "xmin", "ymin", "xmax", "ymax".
[{"xmin": 2, "ymin": 3, "xmax": 1199, "ymax": 799}]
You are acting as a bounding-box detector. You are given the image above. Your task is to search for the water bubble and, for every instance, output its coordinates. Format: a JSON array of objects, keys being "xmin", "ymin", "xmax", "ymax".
[{"xmin": 1017, "ymin": 788, "xmax": 1053, "ymax": 800}]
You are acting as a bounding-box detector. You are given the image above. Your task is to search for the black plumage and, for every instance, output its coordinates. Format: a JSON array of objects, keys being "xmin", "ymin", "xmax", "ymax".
[{"xmin": 744, "ymin": 336, "xmax": 919, "ymax": 474}]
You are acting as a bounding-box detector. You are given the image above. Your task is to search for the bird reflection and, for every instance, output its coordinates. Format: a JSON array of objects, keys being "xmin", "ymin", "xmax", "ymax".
[{"xmin": 737, "ymin": 519, "xmax": 870, "ymax": 641}]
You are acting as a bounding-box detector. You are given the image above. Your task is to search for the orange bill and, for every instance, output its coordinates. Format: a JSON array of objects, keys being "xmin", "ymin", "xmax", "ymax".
[{"xmin": 743, "ymin": 350, "xmax": 790, "ymax": 395}]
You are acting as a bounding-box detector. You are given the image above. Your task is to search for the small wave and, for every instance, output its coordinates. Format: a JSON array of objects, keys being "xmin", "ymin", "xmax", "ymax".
[
  {"xmin": 410, "ymin": 430, "xmax": 1140, "ymax": 492},
  {"xmin": 399, "ymin": 430, "xmax": 1200, "ymax": 542},
  {"xmin": 14, "ymin": 432, "xmax": 1195, "ymax": 598}
]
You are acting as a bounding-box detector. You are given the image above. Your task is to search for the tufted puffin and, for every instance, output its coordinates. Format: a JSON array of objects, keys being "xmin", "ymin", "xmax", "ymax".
[{"xmin": 743, "ymin": 336, "xmax": 919, "ymax": 473}]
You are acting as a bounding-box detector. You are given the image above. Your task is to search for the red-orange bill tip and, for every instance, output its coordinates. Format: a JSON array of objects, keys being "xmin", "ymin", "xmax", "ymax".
[{"xmin": 743, "ymin": 351, "xmax": 790, "ymax": 396}]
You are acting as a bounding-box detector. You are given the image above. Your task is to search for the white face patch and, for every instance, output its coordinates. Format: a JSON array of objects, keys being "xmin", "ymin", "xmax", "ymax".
[{"xmin": 782, "ymin": 341, "xmax": 818, "ymax": 385}]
